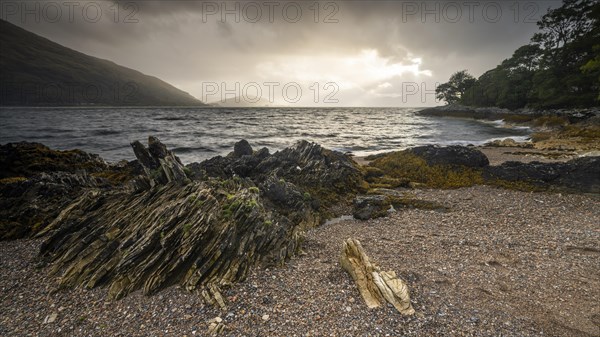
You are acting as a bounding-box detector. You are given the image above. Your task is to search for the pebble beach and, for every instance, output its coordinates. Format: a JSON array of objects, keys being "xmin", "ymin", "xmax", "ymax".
[{"xmin": 2, "ymin": 182, "xmax": 598, "ymax": 336}]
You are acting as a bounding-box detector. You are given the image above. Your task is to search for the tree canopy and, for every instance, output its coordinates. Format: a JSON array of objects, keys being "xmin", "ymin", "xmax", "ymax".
[{"xmin": 437, "ymin": 0, "xmax": 600, "ymax": 109}]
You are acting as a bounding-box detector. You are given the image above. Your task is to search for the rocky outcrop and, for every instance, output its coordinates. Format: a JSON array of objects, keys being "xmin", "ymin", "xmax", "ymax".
[
  {"xmin": 0, "ymin": 142, "xmax": 108, "ymax": 179},
  {"xmin": 368, "ymin": 145, "xmax": 599, "ymax": 193},
  {"xmin": 340, "ymin": 238, "xmax": 414, "ymax": 315},
  {"xmin": 188, "ymin": 140, "xmax": 366, "ymax": 213},
  {"xmin": 0, "ymin": 142, "xmax": 141, "ymax": 240},
  {"xmin": 130, "ymin": 136, "xmax": 189, "ymax": 187},
  {"xmin": 408, "ymin": 145, "xmax": 489, "ymax": 168},
  {"xmin": 484, "ymin": 156, "xmax": 600, "ymax": 193},
  {"xmin": 417, "ymin": 104, "xmax": 514, "ymax": 120},
  {"xmin": 416, "ymin": 104, "xmax": 599, "ymax": 121},
  {"xmin": 37, "ymin": 137, "xmax": 365, "ymax": 305}
]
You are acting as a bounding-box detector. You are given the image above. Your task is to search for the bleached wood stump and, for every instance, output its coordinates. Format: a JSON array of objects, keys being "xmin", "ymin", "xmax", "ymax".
[{"xmin": 340, "ymin": 238, "xmax": 415, "ymax": 315}]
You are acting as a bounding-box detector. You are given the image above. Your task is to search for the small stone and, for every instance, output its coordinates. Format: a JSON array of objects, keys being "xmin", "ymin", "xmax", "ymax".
[
  {"xmin": 43, "ymin": 313, "xmax": 57, "ymax": 324},
  {"xmin": 262, "ymin": 314, "xmax": 270, "ymax": 321},
  {"xmin": 214, "ymin": 316, "xmax": 223, "ymax": 323},
  {"xmin": 345, "ymin": 306, "xmax": 352, "ymax": 312}
]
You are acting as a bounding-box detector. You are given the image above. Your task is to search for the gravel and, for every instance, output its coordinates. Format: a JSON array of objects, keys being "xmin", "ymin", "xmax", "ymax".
[{"xmin": 1, "ymin": 186, "xmax": 599, "ymax": 336}]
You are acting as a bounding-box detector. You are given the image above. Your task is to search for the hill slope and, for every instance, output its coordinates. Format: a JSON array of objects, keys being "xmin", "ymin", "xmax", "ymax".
[{"xmin": 0, "ymin": 20, "xmax": 204, "ymax": 106}]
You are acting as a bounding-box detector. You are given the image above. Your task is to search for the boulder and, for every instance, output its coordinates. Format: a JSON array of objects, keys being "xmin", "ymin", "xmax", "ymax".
[
  {"xmin": 353, "ymin": 195, "xmax": 390, "ymax": 220},
  {"xmin": 232, "ymin": 139, "xmax": 253, "ymax": 157},
  {"xmin": 408, "ymin": 145, "xmax": 490, "ymax": 168},
  {"xmin": 557, "ymin": 157, "xmax": 600, "ymax": 193},
  {"xmin": 483, "ymin": 156, "xmax": 600, "ymax": 193}
]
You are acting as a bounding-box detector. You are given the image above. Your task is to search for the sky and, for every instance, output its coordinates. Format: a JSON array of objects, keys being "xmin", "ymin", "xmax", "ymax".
[{"xmin": 1, "ymin": 0, "xmax": 563, "ymax": 107}]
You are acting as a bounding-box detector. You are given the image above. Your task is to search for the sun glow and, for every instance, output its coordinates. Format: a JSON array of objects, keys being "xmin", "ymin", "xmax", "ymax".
[{"xmin": 256, "ymin": 48, "xmax": 432, "ymax": 92}]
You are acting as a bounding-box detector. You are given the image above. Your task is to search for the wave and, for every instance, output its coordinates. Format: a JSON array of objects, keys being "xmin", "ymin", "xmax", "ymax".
[{"xmin": 172, "ymin": 146, "xmax": 217, "ymax": 154}]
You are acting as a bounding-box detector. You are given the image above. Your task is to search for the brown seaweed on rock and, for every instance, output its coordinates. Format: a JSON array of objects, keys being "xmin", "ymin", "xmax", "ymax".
[
  {"xmin": 38, "ymin": 137, "xmax": 365, "ymax": 304},
  {"xmin": 0, "ymin": 142, "xmax": 142, "ymax": 240}
]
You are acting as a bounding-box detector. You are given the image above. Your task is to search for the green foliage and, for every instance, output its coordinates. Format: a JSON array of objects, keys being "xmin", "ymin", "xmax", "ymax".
[
  {"xmin": 449, "ymin": 0, "xmax": 600, "ymax": 109},
  {"xmin": 248, "ymin": 186, "xmax": 260, "ymax": 194},
  {"xmin": 436, "ymin": 70, "xmax": 476, "ymax": 104}
]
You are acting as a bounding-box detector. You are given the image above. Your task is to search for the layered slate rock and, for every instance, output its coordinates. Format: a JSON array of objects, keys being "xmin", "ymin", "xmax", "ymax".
[
  {"xmin": 38, "ymin": 138, "xmax": 364, "ymax": 303},
  {"xmin": 188, "ymin": 140, "xmax": 366, "ymax": 213},
  {"xmin": 0, "ymin": 142, "xmax": 140, "ymax": 240}
]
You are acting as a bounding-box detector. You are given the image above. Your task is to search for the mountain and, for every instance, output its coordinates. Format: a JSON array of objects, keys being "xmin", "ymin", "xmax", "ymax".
[{"xmin": 0, "ymin": 20, "xmax": 204, "ymax": 106}]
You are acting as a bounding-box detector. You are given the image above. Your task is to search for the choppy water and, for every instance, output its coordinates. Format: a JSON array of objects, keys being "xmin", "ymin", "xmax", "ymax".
[{"xmin": 0, "ymin": 107, "xmax": 530, "ymax": 164}]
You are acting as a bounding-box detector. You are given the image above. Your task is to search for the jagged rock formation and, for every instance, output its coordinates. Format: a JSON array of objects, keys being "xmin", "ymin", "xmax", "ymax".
[
  {"xmin": 38, "ymin": 137, "xmax": 364, "ymax": 304},
  {"xmin": 187, "ymin": 139, "xmax": 366, "ymax": 213},
  {"xmin": 340, "ymin": 238, "xmax": 415, "ymax": 315},
  {"xmin": 0, "ymin": 142, "xmax": 141, "ymax": 240}
]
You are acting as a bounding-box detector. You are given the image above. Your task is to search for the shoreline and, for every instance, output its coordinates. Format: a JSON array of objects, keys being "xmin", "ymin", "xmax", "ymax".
[{"xmin": 1, "ymin": 135, "xmax": 599, "ymax": 336}]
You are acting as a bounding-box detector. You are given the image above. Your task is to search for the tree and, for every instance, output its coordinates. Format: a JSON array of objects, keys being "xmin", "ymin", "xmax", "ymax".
[{"xmin": 436, "ymin": 70, "xmax": 476, "ymax": 104}]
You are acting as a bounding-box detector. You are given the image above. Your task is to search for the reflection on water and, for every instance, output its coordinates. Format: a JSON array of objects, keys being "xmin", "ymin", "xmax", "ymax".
[{"xmin": 0, "ymin": 107, "xmax": 530, "ymax": 164}]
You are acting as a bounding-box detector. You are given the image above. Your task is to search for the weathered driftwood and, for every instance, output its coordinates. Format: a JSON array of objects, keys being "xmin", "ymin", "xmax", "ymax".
[{"xmin": 340, "ymin": 238, "xmax": 415, "ymax": 315}]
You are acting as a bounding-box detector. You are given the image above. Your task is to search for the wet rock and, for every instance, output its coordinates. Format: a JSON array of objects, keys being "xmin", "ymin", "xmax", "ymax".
[
  {"xmin": 188, "ymin": 140, "xmax": 366, "ymax": 213},
  {"xmin": 148, "ymin": 136, "xmax": 169, "ymax": 159},
  {"xmin": 232, "ymin": 139, "xmax": 253, "ymax": 157},
  {"xmin": 484, "ymin": 161, "xmax": 564, "ymax": 184},
  {"xmin": 557, "ymin": 157, "xmax": 600, "ymax": 193},
  {"xmin": 0, "ymin": 142, "xmax": 141, "ymax": 240},
  {"xmin": 484, "ymin": 156, "xmax": 599, "ymax": 193},
  {"xmin": 408, "ymin": 145, "xmax": 490, "ymax": 168},
  {"xmin": 353, "ymin": 195, "xmax": 390, "ymax": 220},
  {"xmin": 132, "ymin": 136, "xmax": 189, "ymax": 186},
  {"xmin": 131, "ymin": 140, "xmax": 160, "ymax": 170}
]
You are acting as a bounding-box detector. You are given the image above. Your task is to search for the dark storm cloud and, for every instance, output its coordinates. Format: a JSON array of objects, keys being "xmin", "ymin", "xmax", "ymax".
[{"xmin": 0, "ymin": 0, "xmax": 563, "ymax": 106}]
